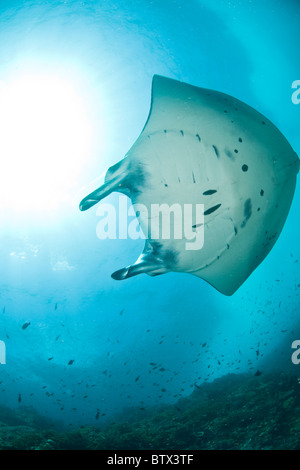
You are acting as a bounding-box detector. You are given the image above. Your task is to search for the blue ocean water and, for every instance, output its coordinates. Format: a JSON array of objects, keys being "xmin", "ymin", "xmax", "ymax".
[{"xmin": 0, "ymin": 0, "xmax": 299, "ymax": 439}]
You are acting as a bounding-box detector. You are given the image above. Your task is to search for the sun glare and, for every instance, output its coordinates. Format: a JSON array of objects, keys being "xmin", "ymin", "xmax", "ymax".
[{"xmin": 0, "ymin": 71, "xmax": 93, "ymax": 214}]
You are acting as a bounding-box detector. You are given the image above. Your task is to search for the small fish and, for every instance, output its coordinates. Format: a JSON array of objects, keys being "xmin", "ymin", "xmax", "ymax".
[
  {"xmin": 18, "ymin": 393, "xmax": 22, "ymax": 403},
  {"xmin": 119, "ymin": 309, "xmax": 124, "ymax": 316},
  {"xmin": 22, "ymin": 322, "xmax": 31, "ymax": 330},
  {"xmin": 68, "ymin": 359, "xmax": 74, "ymax": 365},
  {"xmin": 54, "ymin": 303, "xmax": 58, "ymax": 310},
  {"xmin": 48, "ymin": 357, "xmax": 53, "ymax": 361},
  {"xmin": 254, "ymin": 370, "xmax": 262, "ymax": 376},
  {"xmin": 95, "ymin": 410, "xmax": 100, "ymax": 420}
]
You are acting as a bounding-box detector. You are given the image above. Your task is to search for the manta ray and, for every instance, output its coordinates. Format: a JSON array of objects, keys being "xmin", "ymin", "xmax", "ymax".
[{"xmin": 80, "ymin": 75, "xmax": 299, "ymax": 295}]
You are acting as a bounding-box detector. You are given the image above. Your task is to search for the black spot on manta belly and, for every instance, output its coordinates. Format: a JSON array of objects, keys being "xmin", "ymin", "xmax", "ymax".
[
  {"xmin": 163, "ymin": 249, "xmax": 178, "ymax": 268},
  {"xmin": 204, "ymin": 203, "xmax": 222, "ymax": 216},
  {"xmin": 212, "ymin": 145, "xmax": 219, "ymax": 158},
  {"xmin": 224, "ymin": 149, "xmax": 235, "ymax": 161},
  {"xmin": 241, "ymin": 198, "xmax": 252, "ymax": 228},
  {"xmin": 149, "ymin": 241, "xmax": 178, "ymax": 268},
  {"xmin": 192, "ymin": 222, "xmax": 203, "ymax": 229},
  {"xmin": 203, "ymin": 189, "xmax": 217, "ymax": 195},
  {"xmin": 125, "ymin": 162, "xmax": 148, "ymax": 195}
]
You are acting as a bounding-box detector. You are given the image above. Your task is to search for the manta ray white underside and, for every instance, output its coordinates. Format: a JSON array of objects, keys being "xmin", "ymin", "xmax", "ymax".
[{"xmin": 80, "ymin": 75, "xmax": 299, "ymax": 295}]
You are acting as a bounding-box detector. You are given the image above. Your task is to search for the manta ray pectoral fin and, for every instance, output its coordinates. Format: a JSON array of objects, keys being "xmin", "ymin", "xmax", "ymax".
[
  {"xmin": 111, "ymin": 254, "xmax": 168, "ymax": 280},
  {"xmin": 79, "ymin": 158, "xmax": 130, "ymax": 211},
  {"xmin": 80, "ymin": 75, "xmax": 299, "ymax": 293}
]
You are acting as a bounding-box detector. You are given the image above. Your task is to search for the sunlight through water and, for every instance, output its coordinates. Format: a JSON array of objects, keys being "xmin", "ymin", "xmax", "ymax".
[{"xmin": 0, "ymin": 69, "xmax": 93, "ymax": 214}]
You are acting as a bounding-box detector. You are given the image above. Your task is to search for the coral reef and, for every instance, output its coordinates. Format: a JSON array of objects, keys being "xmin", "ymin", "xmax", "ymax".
[{"xmin": 1, "ymin": 372, "xmax": 300, "ymax": 450}]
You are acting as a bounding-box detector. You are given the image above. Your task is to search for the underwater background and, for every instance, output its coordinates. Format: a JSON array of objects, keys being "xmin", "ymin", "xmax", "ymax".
[{"xmin": 0, "ymin": 0, "xmax": 299, "ymax": 450}]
